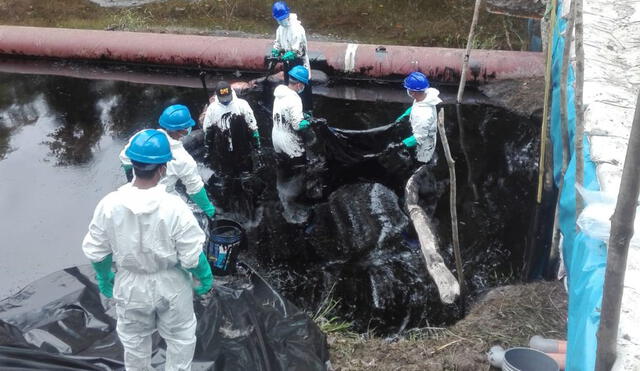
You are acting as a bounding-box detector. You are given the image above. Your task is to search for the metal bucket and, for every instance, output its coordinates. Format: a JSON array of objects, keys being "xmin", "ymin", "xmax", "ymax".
[
  {"xmin": 502, "ymin": 347, "xmax": 559, "ymax": 371},
  {"xmin": 206, "ymin": 219, "xmax": 246, "ymax": 276}
]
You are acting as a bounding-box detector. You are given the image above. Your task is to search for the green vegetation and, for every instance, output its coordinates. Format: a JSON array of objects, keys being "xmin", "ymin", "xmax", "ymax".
[
  {"xmin": 0, "ymin": 0, "xmax": 530, "ymax": 50},
  {"xmin": 311, "ymin": 284, "xmax": 356, "ymax": 336}
]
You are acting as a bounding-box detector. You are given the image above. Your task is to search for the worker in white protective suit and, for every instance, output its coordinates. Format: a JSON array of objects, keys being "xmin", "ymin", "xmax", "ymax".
[
  {"xmin": 83, "ymin": 129, "xmax": 213, "ymax": 371},
  {"xmin": 394, "ymin": 72, "xmax": 442, "ymax": 163},
  {"xmin": 272, "ymin": 65, "xmax": 311, "ymax": 159},
  {"xmin": 272, "ymin": 65, "xmax": 313, "ymax": 223},
  {"xmin": 270, "ymin": 1, "xmax": 313, "ymax": 112},
  {"xmin": 202, "ymin": 81, "xmax": 260, "ymax": 176},
  {"xmin": 120, "ymin": 104, "xmax": 217, "ymax": 218}
]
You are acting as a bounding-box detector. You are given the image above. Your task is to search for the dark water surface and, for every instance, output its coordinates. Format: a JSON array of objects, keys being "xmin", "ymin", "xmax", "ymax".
[
  {"xmin": 0, "ymin": 72, "xmax": 208, "ymax": 298},
  {"xmin": 0, "ymin": 68, "xmax": 541, "ymax": 334}
]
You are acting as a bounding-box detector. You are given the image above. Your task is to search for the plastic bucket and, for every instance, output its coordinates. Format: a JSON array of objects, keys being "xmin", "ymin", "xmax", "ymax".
[
  {"xmin": 206, "ymin": 219, "xmax": 246, "ymax": 276},
  {"xmin": 502, "ymin": 347, "xmax": 559, "ymax": 371}
]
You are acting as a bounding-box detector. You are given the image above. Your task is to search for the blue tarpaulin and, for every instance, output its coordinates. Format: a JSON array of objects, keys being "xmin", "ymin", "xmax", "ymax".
[{"xmin": 549, "ymin": 2, "xmax": 607, "ymax": 370}]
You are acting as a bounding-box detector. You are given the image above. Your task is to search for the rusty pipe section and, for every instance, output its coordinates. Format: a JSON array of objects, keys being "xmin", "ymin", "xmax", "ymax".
[{"xmin": 0, "ymin": 26, "xmax": 544, "ymax": 83}]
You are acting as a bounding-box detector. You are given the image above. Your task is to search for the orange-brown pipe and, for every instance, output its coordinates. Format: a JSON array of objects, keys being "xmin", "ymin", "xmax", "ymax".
[{"xmin": 0, "ymin": 26, "xmax": 544, "ymax": 84}]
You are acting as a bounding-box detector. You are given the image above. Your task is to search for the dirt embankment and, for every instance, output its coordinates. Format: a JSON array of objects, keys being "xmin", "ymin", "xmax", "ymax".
[
  {"xmin": 330, "ymin": 281, "xmax": 567, "ymax": 370},
  {"xmin": 0, "ymin": 0, "xmax": 530, "ymax": 50}
]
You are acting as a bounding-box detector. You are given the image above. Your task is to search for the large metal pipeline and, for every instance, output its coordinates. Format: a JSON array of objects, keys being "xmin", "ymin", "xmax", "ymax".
[{"xmin": 0, "ymin": 26, "xmax": 543, "ymax": 84}]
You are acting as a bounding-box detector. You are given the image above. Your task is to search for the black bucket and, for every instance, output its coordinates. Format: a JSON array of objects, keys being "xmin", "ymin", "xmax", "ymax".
[{"xmin": 206, "ymin": 219, "xmax": 246, "ymax": 276}]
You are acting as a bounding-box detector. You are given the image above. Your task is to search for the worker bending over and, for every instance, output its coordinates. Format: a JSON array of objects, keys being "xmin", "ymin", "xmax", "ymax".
[
  {"xmin": 83, "ymin": 129, "xmax": 213, "ymax": 371},
  {"xmin": 120, "ymin": 104, "xmax": 217, "ymax": 218},
  {"xmin": 202, "ymin": 81, "xmax": 260, "ymax": 176},
  {"xmin": 271, "ymin": 1, "xmax": 313, "ymax": 112},
  {"xmin": 395, "ymin": 72, "xmax": 442, "ymax": 164}
]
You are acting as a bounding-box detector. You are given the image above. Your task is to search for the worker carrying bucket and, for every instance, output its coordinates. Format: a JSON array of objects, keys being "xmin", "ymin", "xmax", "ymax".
[{"xmin": 269, "ymin": 1, "xmax": 313, "ymax": 112}]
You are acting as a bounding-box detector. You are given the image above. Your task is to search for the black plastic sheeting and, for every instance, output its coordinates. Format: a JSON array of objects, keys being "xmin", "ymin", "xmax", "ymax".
[{"xmin": 0, "ymin": 264, "xmax": 330, "ymax": 371}]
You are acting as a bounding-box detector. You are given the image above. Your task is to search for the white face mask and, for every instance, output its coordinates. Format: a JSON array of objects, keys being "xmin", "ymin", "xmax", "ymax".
[
  {"xmin": 297, "ymin": 85, "xmax": 305, "ymax": 94},
  {"xmin": 278, "ymin": 19, "xmax": 290, "ymax": 27},
  {"xmin": 406, "ymin": 89, "xmax": 414, "ymax": 99}
]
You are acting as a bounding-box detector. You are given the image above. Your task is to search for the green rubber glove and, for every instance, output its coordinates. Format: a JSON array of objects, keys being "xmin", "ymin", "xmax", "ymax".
[
  {"xmin": 395, "ymin": 106, "xmax": 412, "ymax": 123},
  {"xmin": 91, "ymin": 254, "xmax": 115, "ymax": 298},
  {"xmin": 297, "ymin": 119, "xmax": 310, "ymax": 130},
  {"xmin": 189, "ymin": 187, "xmax": 216, "ymax": 218},
  {"xmin": 187, "ymin": 252, "xmax": 214, "ymax": 296},
  {"xmin": 252, "ymin": 130, "xmax": 261, "ymax": 148},
  {"xmin": 271, "ymin": 48, "xmax": 281, "ymax": 58},
  {"xmin": 282, "ymin": 51, "xmax": 296, "ymax": 61},
  {"xmin": 402, "ymin": 135, "xmax": 418, "ymax": 148}
]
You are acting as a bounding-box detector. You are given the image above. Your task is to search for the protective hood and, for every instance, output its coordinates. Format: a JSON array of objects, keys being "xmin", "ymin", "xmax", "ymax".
[
  {"xmin": 414, "ymin": 88, "xmax": 442, "ymax": 107},
  {"xmin": 117, "ymin": 183, "xmax": 166, "ymax": 214},
  {"xmin": 288, "ymin": 13, "xmax": 300, "ymax": 27},
  {"xmin": 274, "ymin": 84, "xmax": 298, "ymax": 99}
]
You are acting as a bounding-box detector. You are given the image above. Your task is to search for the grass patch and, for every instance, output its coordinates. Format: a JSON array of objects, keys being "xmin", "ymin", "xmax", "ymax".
[
  {"xmin": 329, "ymin": 281, "xmax": 568, "ymax": 370},
  {"xmin": 0, "ymin": 0, "xmax": 530, "ymax": 50},
  {"xmin": 311, "ymin": 283, "xmax": 356, "ymax": 337},
  {"xmin": 107, "ymin": 7, "xmax": 154, "ymax": 31}
]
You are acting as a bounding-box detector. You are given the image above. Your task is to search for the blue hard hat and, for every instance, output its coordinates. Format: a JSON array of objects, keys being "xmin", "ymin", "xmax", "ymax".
[
  {"xmin": 272, "ymin": 1, "xmax": 290, "ymax": 21},
  {"xmin": 288, "ymin": 65, "xmax": 309, "ymax": 85},
  {"xmin": 125, "ymin": 129, "xmax": 173, "ymax": 165},
  {"xmin": 158, "ymin": 104, "xmax": 195, "ymax": 131},
  {"xmin": 403, "ymin": 72, "xmax": 430, "ymax": 91}
]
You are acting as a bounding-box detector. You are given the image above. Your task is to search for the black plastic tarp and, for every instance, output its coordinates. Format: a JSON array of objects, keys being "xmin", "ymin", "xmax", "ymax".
[{"xmin": 0, "ymin": 264, "xmax": 330, "ymax": 370}]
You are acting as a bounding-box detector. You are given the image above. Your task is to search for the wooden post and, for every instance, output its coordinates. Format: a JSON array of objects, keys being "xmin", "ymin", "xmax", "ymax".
[
  {"xmin": 456, "ymin": 0, "xmax": 483, "ymax": 104},
  {"xmin": 405, "ymin": 166, "xmax": 460, "ymax": 304},
  {"xmin": 574, "ymin": 0, "xmax": 585, "ymax": 214},
  {"xmin": 537, "ymin": 0, "xmax": 557, "ymax": 203},
  {"xmin": 438, "ymin": 108, "xmax": 465, "ymax": 293},
  {"xmin": 595, "ymin": 92, "xmax": 640, "ymax": 370}
]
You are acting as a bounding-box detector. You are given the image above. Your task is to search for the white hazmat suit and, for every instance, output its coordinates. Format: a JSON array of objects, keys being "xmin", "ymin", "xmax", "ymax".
[
  {"xmin": 272, "ymin": 84, "xmax": 305, "ymax": 158},
  {"xmin": 274, "ymin": 13, "xmax": 310, "ymax": 74},
  {"xmin": 202, "ymin": 91, "xmax": 258, "ymax": 145},
  {"xmin": 120, "ymin": 129, "xmax": 204, "ymax": 195},
  {"xmin": 410, "ymin": 88, "xmax": 442, "ymax": 163},
  {"xmin": 82, "ymin": 183, "xmax": 206, "ymax": 371}
]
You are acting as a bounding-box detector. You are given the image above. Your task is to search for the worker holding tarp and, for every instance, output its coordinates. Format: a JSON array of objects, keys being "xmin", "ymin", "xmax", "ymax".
[
  {"xmin": 394, "ymin": 72, "xmax": 442, "ymax": 164},
  {"xmin": 82, "ymin": 129, "xmax": 213, "ymax": 371},
  {"xmin": 120, "ymin": 104, "xmax": 217, "ymax": 218},
  {"xmin": 272, "ymin": 65, "xmax": 315, "ymax": 223}
]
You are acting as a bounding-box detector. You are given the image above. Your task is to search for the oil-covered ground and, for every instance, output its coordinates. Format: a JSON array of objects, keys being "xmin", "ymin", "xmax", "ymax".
[
  {"xmin": 0, "ymin": 62, "xmax": 542, "ymax": 340},
  {"xmin": 0, "ymin": 0, "xmax": 533, "ymax": 50}
]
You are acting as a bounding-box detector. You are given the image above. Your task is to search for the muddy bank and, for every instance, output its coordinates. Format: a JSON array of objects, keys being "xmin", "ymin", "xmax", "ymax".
[
  {"xmin": 0, "ymin": 0, "xmax": 531, "ymax": 50},
  {"xmin": 329, "ymin": 281, "xmax": 567, "ymax": 371},
  {"xmin": 479, "ymin": 78, "xmax": 545, "ymax": 119}
]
